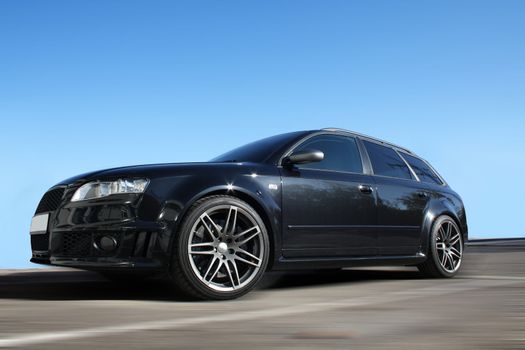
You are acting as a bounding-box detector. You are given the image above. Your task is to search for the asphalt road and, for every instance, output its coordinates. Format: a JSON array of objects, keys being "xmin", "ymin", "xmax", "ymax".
[{"xmin": 1, "ymin": 242, "xmax": 524, "ymax": 349}]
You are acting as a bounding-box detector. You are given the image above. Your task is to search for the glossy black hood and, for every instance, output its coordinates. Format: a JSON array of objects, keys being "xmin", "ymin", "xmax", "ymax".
[{"xmin": 55, "ymin": 162, "xmax": 260, "ymax": 186}]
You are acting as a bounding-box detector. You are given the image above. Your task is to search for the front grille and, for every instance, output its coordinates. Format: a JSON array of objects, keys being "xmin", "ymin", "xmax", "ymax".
[
  {"xmin": 31, "ymin": 234, "xmax": 49, "ymax": 251},
  {"xmin": 60, "ymin": 232, "xmax": 93, "ymax": 257},
  {"xmin": 35, "ymin": 187, "xmax": 66, "ymax": 214},
  {"xmin": 51, "ymin": 232, "xmax": 122, "ymax": 258}
]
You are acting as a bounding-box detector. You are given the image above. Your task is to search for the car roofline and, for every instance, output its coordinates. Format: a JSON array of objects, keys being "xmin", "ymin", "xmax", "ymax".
[{"xmin": 320, "ymin": 127, "xmax": 414, "ymax": 154}]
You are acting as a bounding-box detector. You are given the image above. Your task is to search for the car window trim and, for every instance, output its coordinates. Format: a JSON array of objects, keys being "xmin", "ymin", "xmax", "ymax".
[
  {"xmin": 398, "ymin": 151, "xmax": 447, "ymax": 186},
  {"xmin": 278, "ymin": 132, "xmax": 368, "ymax": 175},
  {"xmin": 359, "ymin": 138, "xmax": 417, "ymax": 181},
  {"xmin": 368, "ymin": 172, "xmax": 424, "ymax": 183},
  {"xmin": 393, "ymin": 148, "xmax": 421, "ymax": 182},
  {"xmin": 288, "ymin": 167, "xmax": 373, "ymax": 177}
]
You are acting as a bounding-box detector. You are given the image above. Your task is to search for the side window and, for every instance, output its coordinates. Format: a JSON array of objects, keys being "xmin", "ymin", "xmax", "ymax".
[
  {"xmin": 401, "ymin": 153, "xmax": 444, "ymax": 185},
  {"xmin": 363, "ymin": 140, "xmax": 413, "ymax": 180},
  {"xmin": 293, "ymin": 135, "xmax": 363, "ymax": 173}
]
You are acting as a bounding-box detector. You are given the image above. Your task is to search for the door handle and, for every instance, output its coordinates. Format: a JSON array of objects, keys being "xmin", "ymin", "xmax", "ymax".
[{"xmin": 359, "ymin": 185, "xmax": 373, "ymax": 194}]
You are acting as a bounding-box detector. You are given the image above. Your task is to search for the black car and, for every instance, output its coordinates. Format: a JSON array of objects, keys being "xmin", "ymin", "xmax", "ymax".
[{"xmin": 30, "ymin": 128, "xmax": 467, "ymax": 300}]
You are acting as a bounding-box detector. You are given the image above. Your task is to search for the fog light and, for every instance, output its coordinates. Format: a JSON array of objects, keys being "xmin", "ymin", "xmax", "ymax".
[{"xmin": 96, "ymin": 236, "xmax": 118, "ymax": 252}]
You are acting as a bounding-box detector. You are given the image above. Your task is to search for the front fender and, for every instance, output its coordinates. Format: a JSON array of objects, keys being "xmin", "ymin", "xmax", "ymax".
[{"xmin": 140, "ymin": 165, "xmax": 282, "ymax": 269}]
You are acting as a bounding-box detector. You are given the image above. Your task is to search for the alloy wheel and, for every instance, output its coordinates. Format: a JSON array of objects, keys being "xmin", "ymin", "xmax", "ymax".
[
  {"xmin": 435, "ymin": 219, "xmax": 463, "ymax": 273},
  {"xmin": 187, "ymin": 205, "xmax": 264, "ymax": 292}
]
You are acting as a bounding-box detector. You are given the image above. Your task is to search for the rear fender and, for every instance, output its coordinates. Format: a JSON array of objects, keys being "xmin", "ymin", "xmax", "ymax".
[{"xmin": 420, "ymin": 199, "xmax": 464, "ymax": 256}]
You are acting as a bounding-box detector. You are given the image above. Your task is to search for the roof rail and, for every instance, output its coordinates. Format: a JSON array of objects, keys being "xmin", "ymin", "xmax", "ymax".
[{"xmin": 321, "ymin": 128, "xmax": 413, "ymax": 154}]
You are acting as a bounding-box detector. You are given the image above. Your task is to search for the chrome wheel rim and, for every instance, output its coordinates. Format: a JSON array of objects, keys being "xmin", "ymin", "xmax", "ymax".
[
  {"xmin": 435, "ymin": 219, "xmax": 463, "ymax": 273},
  {"xmin": 188, "ymin": 205, "xmax": 264, "ymax": 292}
]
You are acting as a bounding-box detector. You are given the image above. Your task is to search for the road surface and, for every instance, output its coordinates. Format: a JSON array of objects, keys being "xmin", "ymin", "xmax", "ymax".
[{"xmin": 1, "ymin": 241, "xmax": 524, "ymax": 349}]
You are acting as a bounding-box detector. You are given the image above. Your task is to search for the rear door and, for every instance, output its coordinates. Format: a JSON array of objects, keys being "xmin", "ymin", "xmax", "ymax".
[
  {"xmin": 281, "ymin": 134, "xmax": 378, "ymax": 258},
  {"xmin": 361, "ymin": 140, "xmax": 429, "ymax": 256}
]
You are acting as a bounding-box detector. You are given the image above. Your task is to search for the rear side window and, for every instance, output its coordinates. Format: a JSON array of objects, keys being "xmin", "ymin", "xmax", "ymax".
[
  {"xmin": 401, "ymin": 153, "xmax": 443, "ymax": 185},
  {"xmin": 294, "ymin": 135, "xmax": 363, "ymax": 173},
  {"xmin": 363, "ymin": 140, "xmax": 413, "ymax": 180}
]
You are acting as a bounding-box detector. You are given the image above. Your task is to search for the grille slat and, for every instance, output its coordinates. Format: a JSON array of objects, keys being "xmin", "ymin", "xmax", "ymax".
[{"xmin": 35, "ymin": 187, "xmax": 66, "ymax": 214}]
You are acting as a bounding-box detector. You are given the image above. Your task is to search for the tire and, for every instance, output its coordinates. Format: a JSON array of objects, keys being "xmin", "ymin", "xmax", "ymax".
[
  {"xmin": 170, "ymin": 195, "xmax": 270, "ymax": 300},
  {"xmin": 417, "ymin": 215, "xmax": 464, "ymax": 278}
]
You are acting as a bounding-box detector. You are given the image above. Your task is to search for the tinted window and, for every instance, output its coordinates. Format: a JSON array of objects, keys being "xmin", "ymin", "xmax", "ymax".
[
  {"xmin": 294, "ymin": 135, "xmax": 363, "ymax": 173},
  {"xmin": 363, "ymin": 140, "xmax": 413, "ymax": 179},
  {"xmin": 211, "ymin": 131, "xmax": 308, "ymax": 163},
  {"xmin": 401, "ymin": 153, "xmax": 443, "ymax": 185}
]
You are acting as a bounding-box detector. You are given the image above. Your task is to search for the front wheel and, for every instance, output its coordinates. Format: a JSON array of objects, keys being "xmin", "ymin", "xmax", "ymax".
[
  {"xmin": 418, "ymin": 215, "xmax": 464, "ymax": 278},
  {"xmin": 170, "ymin": 195, "xmax": 270, "ymax": 300}
]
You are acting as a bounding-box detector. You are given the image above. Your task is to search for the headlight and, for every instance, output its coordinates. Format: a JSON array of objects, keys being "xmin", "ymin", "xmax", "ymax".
[{"xmin": 71, "ymin": 179, "xmax": 149, "ymax": 202}]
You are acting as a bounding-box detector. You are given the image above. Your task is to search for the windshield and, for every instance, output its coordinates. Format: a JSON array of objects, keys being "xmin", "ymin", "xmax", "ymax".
[{"xmin": 211, "ymin": 131, "xmax": 308, "ymax": 164}]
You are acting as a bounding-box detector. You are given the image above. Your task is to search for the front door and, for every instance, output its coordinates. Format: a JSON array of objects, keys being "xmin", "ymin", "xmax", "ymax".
[{"xmin": 280, "ymin": 134, "xmax": 378, "ymax": 258}]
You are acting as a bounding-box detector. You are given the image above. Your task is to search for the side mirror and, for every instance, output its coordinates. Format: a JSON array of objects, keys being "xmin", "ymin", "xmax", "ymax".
[{"xmin": 283, "ymin": 149, "xmax": 324, "ymax": 166}]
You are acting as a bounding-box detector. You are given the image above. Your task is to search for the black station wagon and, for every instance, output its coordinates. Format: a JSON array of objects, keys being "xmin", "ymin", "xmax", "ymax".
[{"xmin": 30, "ymin": 128, "xmax": 467, "ymax": 300}]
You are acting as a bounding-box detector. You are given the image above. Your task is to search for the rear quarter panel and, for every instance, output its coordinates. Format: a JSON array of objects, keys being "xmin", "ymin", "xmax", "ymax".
[{"xmin": 420, "ymin": 183, "xmax": 468, "ymax": 256}]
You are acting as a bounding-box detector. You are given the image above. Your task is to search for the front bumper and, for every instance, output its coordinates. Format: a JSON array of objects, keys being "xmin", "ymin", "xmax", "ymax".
[
  {"xmin": 31, "ymin": 220, "xmax": 166, "ymax": 271},
  {"xmin": 30, "ymin": 185, "xmax": 169, "ymax": 272}
]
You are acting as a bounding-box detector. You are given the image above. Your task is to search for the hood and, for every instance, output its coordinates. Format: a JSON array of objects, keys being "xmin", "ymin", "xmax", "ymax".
[{"xmin": 55, "ymin": 162, "xmax": 258, "ymax": 186}]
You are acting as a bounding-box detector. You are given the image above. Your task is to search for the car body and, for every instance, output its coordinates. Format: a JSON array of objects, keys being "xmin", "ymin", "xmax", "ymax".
[{"xmin": 30, "ymin": 128, "xmax": 467, "ymax": 299}]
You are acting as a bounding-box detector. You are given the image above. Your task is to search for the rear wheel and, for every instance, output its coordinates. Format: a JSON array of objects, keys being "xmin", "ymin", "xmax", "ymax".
[
  {"xmin": 170, "ymin": 195, "xmax": 270, "ymax": 300},
  {"xmin": 418, "ymin": 215, "xmax": 464, "ymax": 278}
]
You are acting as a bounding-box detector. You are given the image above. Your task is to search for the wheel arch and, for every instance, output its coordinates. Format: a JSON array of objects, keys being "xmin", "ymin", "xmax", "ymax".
[
  {"xmin": 167, "ymin": 185, "xmax": 279, "ymax": 271},
  {"xmin": 420, "ymin": 199, "xmax": 465, "ymax": 257}
]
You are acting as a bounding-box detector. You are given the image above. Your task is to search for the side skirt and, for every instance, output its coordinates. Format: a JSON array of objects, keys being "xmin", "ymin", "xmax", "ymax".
[{"xmin": 272, "ymin": 253, "xmax": 426, "ymax": 271}]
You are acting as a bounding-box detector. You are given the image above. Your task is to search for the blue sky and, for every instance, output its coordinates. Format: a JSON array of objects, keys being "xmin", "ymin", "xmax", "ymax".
[{"xmin": 1, "ymin": 1, "xmax": 524, "ymax": 268}]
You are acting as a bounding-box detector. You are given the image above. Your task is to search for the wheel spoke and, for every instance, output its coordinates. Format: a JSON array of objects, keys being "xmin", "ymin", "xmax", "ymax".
[
  {"xmin": 450, "ymin": 233, "xmax": 461, "ymax": 246},
  {"xmin": 436, "ymin": 242, "xmax": 446, "ymax": 250},
  {"xmin": 231, "ymin": 259, "xmax": 241, "ymax": 286},
  {"xmin": 200, "ymin": 213, "xmax": 221, "ymax": 241},
  {"xmin": 236, "ymin": 228, "xmax": 261, "ymax": 246},
  {"xmin": 223, "ymin": 206, "xmax": 238, "ymax": 235},
  {"xmin": 438, "ymin": 226, "xmax": 446, "ymax": 239},
  {"xmin": 448, "ymin": 253, "xmax": 456, "ymax": 269},
  {"xmin": 234, "ymin": 225, "xmax": 259, "ymax": 239},
  {"xmin": 450, "ymin": 247, "xmax": 461, "ymax": 258},
  {"xmin": 234, "ymin": 255, "xmax": 261, "ymax": 268},
  {"xmin": 206, "ymin": 260, "xmax": 223, "ymax": 284},
  {"xmin": 224, "ymin": 261, "xmax": 237, "ymax": 289},
  {"xmin": 236, "ymin": 247, "xmax": 262, "ymax": 265},
  {"xmin": 441, "ymin": 251, "xmax": 448, "ymax": 266},
  {"xmin": 190, "ymin": 242, "xmax": 215, "ymax": 248},
  {"xmin": 445, "ymin": 223, "xmax": 452, "ymax": 240},
  {"xmin": 190, "ymin": 242, "xmax": 215, "ymax": 255},
  {"xmin": 445, "ymin": 253, "xmax": 454, "ymax": 269},
  {"xmin": 202, "ymin": 256, "xmax": 219, "ymax": 281},
  {"xmin": 190, "ymin": 250, "xmax": 215, "ymax": 255}
]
